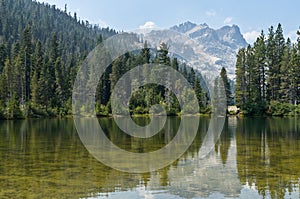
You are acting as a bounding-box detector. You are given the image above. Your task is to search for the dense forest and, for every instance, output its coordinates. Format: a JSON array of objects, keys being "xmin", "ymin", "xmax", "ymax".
[
  {"xmin": 94, "ymin": 42, "xmax": 210, "ymax": 116},
  {"xmin": 0, "ymin": 0, "xmax": 215, "ymax": 119},
  {"xmin": 0, "ymin": 0, "xmax": 116, "ymax": 119},
  {"xmin": 235, "ymin": 24, "xmax": 300, "ymax": 116}
]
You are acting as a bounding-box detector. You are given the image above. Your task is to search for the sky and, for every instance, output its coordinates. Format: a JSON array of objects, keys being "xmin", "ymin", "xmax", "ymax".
[{"xmin": 36, "ymin": 0, "xmax": 299, "ymax": 44}]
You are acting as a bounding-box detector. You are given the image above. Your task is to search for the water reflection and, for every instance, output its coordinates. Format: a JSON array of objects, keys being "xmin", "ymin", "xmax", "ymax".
[
  {"xmin": 0, "ymin": 117, "xmax": 299, "ymax": 198},
  {"xmin": 236, "ymin": 117, "xmax": 300, "ymax": 199}
]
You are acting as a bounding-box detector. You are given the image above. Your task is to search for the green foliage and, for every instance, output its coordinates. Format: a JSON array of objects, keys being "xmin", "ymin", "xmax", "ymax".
[
  {"xmin": 155, "ymin": 43, "xmax": 170, "ymax": 65},
  {"xmin": 6, "ymin": 94, "xmax": 24, "ymax": 119},
  {"xmin": 133, "ymin": 106, "xmax": 148, "ymax": 115},
  {"xmin": 269, "ymin": 101, "xmax": 296, "ymax": 116},
  {"xmin": 242, "ymin": 100, "xmax": 268, "ymax": 116},
  {"xmin": 235, "ymin": 23, "xmax": 300, "ymax": 116},
  {"xmin": 96, "ymin": 103, "xmax": 110, "ymax": 116},
  {"xmin": 235, "ymin": 48, "xmax": 246, "ymax": 107},
  {"xmin": 28, "ymin": 103, "xmax": 49, "ymax": 117},
  {"xmin": 220, "ymin": 67, "xmax": 233, "ymax": 106},
  {"xmin": 0, "ymin": 101, "xmax": 5, "ymax": 119},
  {"xmin": 200, "ymin": 105, "xmax": 211, "ymax": 114},
  {"xmin": 0, "ymin": 0, "xmax": 116, "ymax": 119}
]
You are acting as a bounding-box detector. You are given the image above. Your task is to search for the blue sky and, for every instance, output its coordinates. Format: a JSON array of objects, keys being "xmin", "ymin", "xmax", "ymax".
[{"xmin": 37, "ymin": 0, "xmax": 299, "ymax": 43}]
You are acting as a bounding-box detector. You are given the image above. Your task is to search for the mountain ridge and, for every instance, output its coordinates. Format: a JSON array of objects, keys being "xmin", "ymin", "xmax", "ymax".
[{"xmin": 169, "ymin": 21, "xmax": 248, "ymax": 79}]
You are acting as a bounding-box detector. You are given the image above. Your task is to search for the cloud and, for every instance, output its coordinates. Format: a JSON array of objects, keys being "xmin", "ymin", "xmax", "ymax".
[
  {"xmin": 224, "ymin": 17, "xmax": 233, "ymax": 25},
  {"xmin": 243, "ymin": 31, "xmax": 260, "ymax": 44},
  {"xmin": 139, "ymin": 21, "xmax": 157, "ymax": 30},
  {"xmin": 205, "ymin": 9, "xmax": 216, "ymax": 17},
  {"xmin": 286, "ymin": 30, "xmax": 298, "ymax": 43},
  {"xmin": 97, "ymin": 19, "xmax": 108, "ymax": 27},
  {"xmin": 89, "ymin": 18, "xmax": 108, "ymax": 27}
]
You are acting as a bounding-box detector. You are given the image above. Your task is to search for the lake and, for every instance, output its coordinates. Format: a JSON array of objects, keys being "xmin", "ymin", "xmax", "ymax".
[{"xmin": 0, "ymin": 117, "xmax": 299, "ymax": 199}]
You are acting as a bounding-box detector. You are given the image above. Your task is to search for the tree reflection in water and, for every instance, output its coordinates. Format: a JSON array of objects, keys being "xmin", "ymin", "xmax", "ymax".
[{"xmin": 0, "ymin": 117, "xmax": 299, "ymax": 198}]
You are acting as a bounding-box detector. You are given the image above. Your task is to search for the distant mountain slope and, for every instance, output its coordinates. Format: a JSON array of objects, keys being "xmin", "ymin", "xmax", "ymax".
[
  {"xmin": 0, "ymin": 0, "xmax": 116, "ymax": 58},
  {"xmin": 169, "ymin": 21, "xmax": 248, "ymax": 79}
]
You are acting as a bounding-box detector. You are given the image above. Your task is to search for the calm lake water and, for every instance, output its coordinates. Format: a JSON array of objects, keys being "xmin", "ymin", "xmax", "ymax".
[{"xmin": 0, "ymin": 117, "xmax": 300, "ymax": 199}]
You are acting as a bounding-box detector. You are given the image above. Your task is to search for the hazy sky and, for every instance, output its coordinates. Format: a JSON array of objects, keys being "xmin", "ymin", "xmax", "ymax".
[{"xmin": 37, "ymin": 0, "xmax": 299, "ymax": 43}]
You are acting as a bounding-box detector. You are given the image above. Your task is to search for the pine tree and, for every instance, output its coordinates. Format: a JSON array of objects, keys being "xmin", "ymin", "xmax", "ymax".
[
  {"xmin": 156, "ymin": 43, "xmax": 170, "ymax": 65},
  {"xmin": 96, "ymin": 66, "xmax": 111, "ymax": 106},
  {"xmin": 253, "ymin": 31, "xmax": 267, "ymax": 101},
  {"xmin": 220, "ymin": 67, "xmax": 233, "ymax": 106},
  {"xmin": 110, "ymin": 57, "xmax": 123, "ymax": 92},
  {"xmin": 0, "ymin": 59, "xmax": 11, "ymax": 102},
  {"xmin": 37, "ymin": 58, "xmax": 49, "ymax": 110},
  {"xmin": 250, "ymin": 38, "xmax": 263, "ymax": 103},
  {"xmin": 0, "ymin": 0, "xmax": 7, "ymax": 38},
  {"xmin": 188, "ymin": 68, "xmax": 196, "ymax": 87},
  {"xmin": 7, "ymin": 93, "xmax": 22, "ymax": 119},
  {"xmin": 296, "ymin": 29, "xmax": 300, "ymax": 104},
  {"xmin": 245, "ymin": 45, "xmax": 255, "ymax": 101},
  {"xmin": 274, "ymin": 23, "xmax": 285, "ymax": 100},
  {"xmin": 31, "ymin": 41, "xmax": 43, "ymax": 104},
  {"xmin": 289, "ymin": 44, "xmax": 300, "ymax": 105},
  {"xmin": 266, "ymin": 26, "xmax": 276, "ymax": 101},
  {"xmin": 171, "ymin": 57, "xmax": 179, "ymax": 71},
  {"xmin": 279, "ymin": 38, "xmax": 292, "ymax": 103},
  {"xmin": 54, "ymin": 57, "xmax": 64, "ymax": 107},
  {"xmin": 266, "ymin": 24, "xmax": 285, "ymax": 101},
  {"xmin": 194, "ymin": 75, "xmax": 205, "ymax": 109},
  {"xmin": 141, "ymin": 41, "xmax": 151, "ymax": 64},
  {"xmin": 48, "ymin": 32, "xmax": 59, "ymax": 108},
  {"xmin": 14, "ymin": 54, "xmax": 25, "ymax": 104},
  {"xmin": 235, "ymin": 48, "xmax": 246, "ymax": 107},
  {"xmin": 0, "ymin": 43, "xmax": 7, "ymax": 73},
  {"xmin": 21, "ymin": 24, "xmax": 33, "ymax": 102}
]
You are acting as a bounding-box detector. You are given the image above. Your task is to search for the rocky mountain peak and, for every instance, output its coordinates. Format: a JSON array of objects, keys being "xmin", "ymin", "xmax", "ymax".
[
  {"xmin": 169, "ymin": 22, "xmax": 248, "ymax": 78},
  {"xmin": 170, "ymin": 21, "xmax": 197, "ymax": 33}
]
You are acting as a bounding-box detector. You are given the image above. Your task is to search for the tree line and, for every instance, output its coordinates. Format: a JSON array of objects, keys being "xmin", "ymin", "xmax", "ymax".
[
  {"xmin": 94, "ymin": 42, "xmax": 210, "ymax": 116},
  {"xmin": 235, "ymin": 23, "xmax": 300, "ymax": 116}
]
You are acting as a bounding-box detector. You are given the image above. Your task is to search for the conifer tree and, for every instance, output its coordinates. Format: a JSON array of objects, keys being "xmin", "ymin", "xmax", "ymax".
[
  {"xmin": 21, "ymin": 24, "xmax": 33, "ymax": 102},
  {"xmin": 0, "ymin": 43, "xmax": 7, "ymax": 73},
  {"xmin": 171, "ymin": 57, "xmax": 179, "ymax": 71},
  {"xmin": 266, "ymin": 26, "xmax": 276, "ymax": 101},
  {"xmin": 156, "ymin": 43, "xmax": 170, "ymax": 65},
  {"xmin": 48, "ymin": 32, "xmax": 59, "ymax": 107},
  {"xmin": 220, "ymin": 67, "xmax": 233, "ymax": 106},
  {"xmin": 235, "ymin": 48, "xmax": 246, "ymax": 107},
  {"xmin": 194, "ymin": 75, "xmax": 205, "ymax": 109},
  {"xmin": 31, "ymin": 41, "xmax": 43, "ymax": 104},
  {"xmin": 279, "ymin": 38, "xmax": 292, "ymax": 103},
  {"xmin": 253, "ymin": 31, "xmax": 267, "ymax": 101}
]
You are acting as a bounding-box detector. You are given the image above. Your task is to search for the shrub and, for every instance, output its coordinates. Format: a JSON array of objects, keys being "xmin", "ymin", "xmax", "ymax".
[
  {"xmin": 242, "ymin": 100, "xmax": 267, "ymax": 116},
  {"xmin": 133, "ymin": 106, "xmax": 147, "ymax": 115},
  {"xmin": 269, "ymin": 101, "xmax": 295, "ymax": 116}
]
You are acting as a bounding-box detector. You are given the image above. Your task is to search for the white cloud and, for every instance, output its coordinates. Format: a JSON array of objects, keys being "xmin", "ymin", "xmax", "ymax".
[
  {"xmin": 243, "ymin": 31, "xmax": 260, "ymax": 44},
  {"xmin": 139, "ymin": 21, "xmax": 157, "ymax": 30},
  {"xmin": 286, "ymin": 30, "xmax": 298, "ymax": 43},
  {"xmin": 89, "ymin": 18, "xmax": 108, "ymax": 27},
  {"xmin": 205, "ymin": 9, "xmax": 216, "ymax": 17},
  {"xmin": 97, "ymin": 19, "xmax": 108, "ymax": 27},
  {"xmin": 224, "ymin": 17, "xmax": 233, "ymax": 25},
  {"xmin": 135, "ymin": 21, "xmax": 158, "ymax": 34}
]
